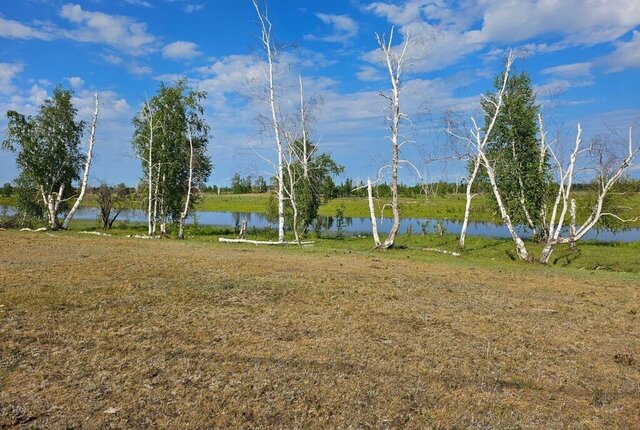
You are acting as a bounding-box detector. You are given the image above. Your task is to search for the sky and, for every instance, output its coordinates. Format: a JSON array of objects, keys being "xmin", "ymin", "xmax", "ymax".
[{"xmin": 1, "ymin": 0, "xmax": 639, "ymax": 187}]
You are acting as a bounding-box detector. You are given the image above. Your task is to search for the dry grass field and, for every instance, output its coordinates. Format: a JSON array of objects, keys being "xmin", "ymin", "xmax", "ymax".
[{"xmin": 1, "ymin": 231, "xmax": 639, "ymax": 429}]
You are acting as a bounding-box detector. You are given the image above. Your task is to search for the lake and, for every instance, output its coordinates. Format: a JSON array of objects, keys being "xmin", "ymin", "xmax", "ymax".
[{"xmin": 2, "ymin": 205, "xmax": 639, "ymax": 242}]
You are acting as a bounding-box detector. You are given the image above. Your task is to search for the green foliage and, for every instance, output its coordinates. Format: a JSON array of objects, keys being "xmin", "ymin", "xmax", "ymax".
[
  {"xmin": 2, "ymin": 86, "xmax": 85, "ymax": 224},
  {"xmin": 231, "ymin": 173, "xmax": 253, "ymax": 194},
  {"xmin": 282, "ymin": 140, "xmax": 344, "ymax": 236},
  {"xmin": 1, "ymin": 183, "xmax": 13, "ymax": 197},
  {"xmin": 479, "ymin": 71, "xmax": 552, "ymax": 234},
  {"xmin": 131, "ymin": 79, "xmax": 212, "ymax": 227}
]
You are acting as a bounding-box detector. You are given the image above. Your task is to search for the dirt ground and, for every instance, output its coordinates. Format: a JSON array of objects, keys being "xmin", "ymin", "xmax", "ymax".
[{"xmin": 1, "ymin": 231, "xmax": 639, "ymax": 429}]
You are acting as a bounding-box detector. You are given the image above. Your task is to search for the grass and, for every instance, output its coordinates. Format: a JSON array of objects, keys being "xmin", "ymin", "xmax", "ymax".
[
  {"xmin": 197, "ymin": 192, "xmax": 640, "ymax": 227},
  {"xmin": 1, "ymin": 230, "xmax": 639, "ymax": 428}
]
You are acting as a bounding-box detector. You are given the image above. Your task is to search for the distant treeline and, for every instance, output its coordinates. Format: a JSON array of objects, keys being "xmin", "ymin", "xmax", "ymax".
[{"xmin": 3, "ymin": 177, "xmax": 640, "ymax": 200}]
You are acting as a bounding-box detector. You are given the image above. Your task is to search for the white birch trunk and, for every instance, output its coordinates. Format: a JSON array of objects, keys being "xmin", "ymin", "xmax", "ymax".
[
  {"xmin": 253, "ymin": 0, "xmax": 285, "ymax": 243},
  {"xmin": 459, "ymin": 153, "xmax": 481, "ymax": 249},
  {"xmin": 178, "ymin": 125, "xmax": 195, "ymax": 240},
  {"xmin": 299, "ymin": 75, "xmax": 309, "ymax": 180},
  {"xmin": 367, "ymin": 178, "xmax": 381, "ymax": 248},
  {"xmin": 376, "ymin": 28, "xmax": 408, "ymax": 250},
  {"xmin": 63, "ymin": 92, "xmax": 99, "ymax": 229}
]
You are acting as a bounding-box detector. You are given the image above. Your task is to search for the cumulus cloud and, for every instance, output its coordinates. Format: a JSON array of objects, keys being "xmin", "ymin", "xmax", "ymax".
[
  {"xmin": 304, "ymin": 13, "xmax": 358, "ymax": 44},
  {"xmin": 599, "ymin": 30, "xmax": 640, "ymax": 71},
  {"xmin": 363, "ymin": 0, "xmax": 640, "ymax": 73},
  {"xmin": 65, "ymin": 76, "xmax": 85, "ymax": 89},
  {"xmin": 162, "ymin": 41, "xmax": 201, "ymax": 60},
  {"xmin": 0, "ymin": 63, "xmax": 24, "ymax": 95},
  {"xmin": 59, "ymin": 3, "xmax": 156, "ymax": 55},
  {"xmin": 0, "ymin": 16, "xmax": 53, "ymax": 40}
]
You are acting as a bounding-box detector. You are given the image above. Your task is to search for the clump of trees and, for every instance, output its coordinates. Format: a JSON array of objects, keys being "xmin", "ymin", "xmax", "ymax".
[
  {"xmin": 1, "ymin": 183, "xmax": 13, "ymax": 198},
  {"xmin": 2, "ymin": 87, "xmax": 98, "ymax": 230},
  {"xmin": 450, "ymin": 52, "xmax": 639, "ymax": 262},
  {"xmin": 230, "ymin": 174, "xmax": 268, "ymax": 194},
  {"xmin": 132, "ymin": 79, "xmax": 212, "ymax": 239}
]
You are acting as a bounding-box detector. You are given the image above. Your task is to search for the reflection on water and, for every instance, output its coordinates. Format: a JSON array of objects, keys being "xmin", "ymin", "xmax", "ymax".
[{"xmin": 2, "ymin": 205, "xmax": 639, "ymax": 242}]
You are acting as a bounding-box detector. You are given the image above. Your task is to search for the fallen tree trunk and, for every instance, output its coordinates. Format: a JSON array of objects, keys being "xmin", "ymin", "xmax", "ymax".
[
  {"xmin": 219, "ymin": 238, "xmax": 314, "ymax": 246},
  {"xmin": 423, "ymin": 248, "xmax": 461, "ymax": 257}
]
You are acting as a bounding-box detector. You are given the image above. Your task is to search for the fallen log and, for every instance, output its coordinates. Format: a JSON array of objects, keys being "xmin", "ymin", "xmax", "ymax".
[
  {"xmin": 219, "ymin": 238, "xmax": 314, "ymax": 246},
  {"xmin": 423, "ymin": 248, "xmax": 461, "ymax": 257},
  {"xmin": 80, "ymin": 231, "xmax": 111, "ymax": 237}
]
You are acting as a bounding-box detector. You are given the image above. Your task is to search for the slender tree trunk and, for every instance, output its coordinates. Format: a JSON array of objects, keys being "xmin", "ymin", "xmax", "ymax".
[
  {"xmin": 299, "ymin": 75, "xmax": 309, "ymax": 179},
  {"xmin": 147, "ymin": 112, "xmax": 154, "ymax": 236},
  {"xmin": 568, "ymin": 198, "xmax": 577, "ymax": 249},
  {"xmin": 481, "ymin": 154, "xmax": 530, "ymax": 260},
  {"xmin": 253, "ymin": 0, "xmax": 285, "ymax": 243},
  {"xmin": 178, "ymin": 126, "xmax": 195, "ymax": 240},
  {"xmin": 367, "ymin": 178, "xmax": 381, "ymax": 248},
  {"xmin": 63, "ymin": 93, "xmax": 98, "ymax": 229},
  {"xmin": 459, "ymin": 153, "xmax": 481, "ymax": 249}
]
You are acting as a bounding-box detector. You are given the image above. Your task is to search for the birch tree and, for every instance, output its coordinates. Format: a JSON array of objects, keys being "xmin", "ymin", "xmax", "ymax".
[
  {"xmin": 62, "ymin": 92, "xmax": 99, "ymax": 229},
  {"xmin": 537, "ymin": 123, "xmax": 638, "ymax": 263},
  {"xmin": 450, "ymin": 52, "xmax": 639, "ymax": 262},
  {"xmin": 448, "ymin": 52, "xmax": 532, "ymax": 260},
  {"xmin": 132, "ymin": 80, "xmax": 211, "ymax": 237},
  {"xmin": 3, "ymin": 86, "xmax": 86, "ymax": 230},
  {"xmin": 252, "ymin": 0, "xmax": 286, "ymax": 242},
  {"xmin": 479, "ymin": 71, "xmax": 551, "ymax": 238},
  {"xmin": 374, "ymin": 27, "xmax": 428, "ymax": 249}
]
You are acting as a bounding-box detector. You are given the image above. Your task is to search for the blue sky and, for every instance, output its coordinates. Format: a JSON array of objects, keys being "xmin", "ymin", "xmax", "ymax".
[{"xmin": 1, "ymin": 0, "xmax": 639, "ymax": 186}]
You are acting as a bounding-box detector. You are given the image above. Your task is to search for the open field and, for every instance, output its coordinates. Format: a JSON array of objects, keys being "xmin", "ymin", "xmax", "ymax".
[{"xmin": 1, "ymin": 231, "xmax": 639, "ymax": 428}]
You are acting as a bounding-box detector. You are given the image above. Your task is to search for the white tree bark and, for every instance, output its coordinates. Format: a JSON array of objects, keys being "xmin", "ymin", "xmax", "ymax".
[
  {"xmin": 448, "ymin": 51, "xmax": 530, "ymax": 260},
  {"xmin": 62, "ymin": 92, "xmax": 99, "ymax": 229},
  {"xmin": 539, "ymin": 125, "xmax": 638, "ymax": 263},
  {"xmin": 253, "ymin": 0, "xmax": 285, "ymax": 243},
  {"xmin": 178, "ymin": 124, "xmax": 195, "ymax": 240},
  {"xmin": 367, "ymin": 178, "xmax": 382, "ymax": 248},
  {"xmin": 459, "ymin": 152, "xmax": 481, "ymax": 249},
  {"xmin": 376, "ymin": 27, "xmax": 410, "ymax": 249},
  {"xmin": 299, "ymin": 75, "xmax": 309, "ymax": 180}
]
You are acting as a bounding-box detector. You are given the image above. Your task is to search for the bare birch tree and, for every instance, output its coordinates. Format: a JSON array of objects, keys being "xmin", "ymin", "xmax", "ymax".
[
  {"xmin": 538, "ymin": 123, "xmax": 638, "ymax": 263},
  {"xmin": 253, "ymin": 0, "xmax": 285, "ymax": 243},
  {"xmin": 373, "ymin": 27, "xmax": 431, "ymax": 249},
  {"xmin": 375, "ymin": 27, "xmax": 409, "ymax": 249}
]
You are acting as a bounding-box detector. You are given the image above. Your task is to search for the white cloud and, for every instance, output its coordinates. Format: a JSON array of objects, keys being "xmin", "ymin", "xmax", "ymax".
[
  {"xmin": 599, "ymin": 30, "xmax": 640, "ymax": 71},
  {"xmin": 0, "ymin": 16, "xmax": 52, "ymax": 40},
  {"xmin": 304, "ymin": 13, "xmax": 358, "ymax": 44},
  {"xmin": 65, "ymin": 76, "xmax": 84, "ymax": 89},
  {"xmin": 101, "ymin": 53, "xmax": 123, "ymax": 65},
  {"xmin": 478, "ymin": 0, "xmax": 640, "ymax": 46},
  {"xmin": 162, "ymin": 41, "xmax": 201, "ymax": 60},
  {"xmin": 363, "ymin": 0, "xmax": 640, "ymax": 73},
  {"xmin": 0, "ymin": 63, "xmax": 24, "ymax": 95},
  {"xmin": 356, "ymin": 65, "xmax": 383, "ymax": 82},
  {"xmin": 542, "ymin": 62, "xmax": 593, "ymax": 79},
  {"xmin": 123, "ymin": 0, "xmax": 153, "ymax": 7},
  {"xmin": 183, "ymin": 4, "xmax": 204, "ymax": 14},
  {"xmin": 59, "ymin": 3, "xmax": 156, "ymax": 56},
  {"xmin": 128, "ymin": 64, "xmax": 153, "ymax": 76}
]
